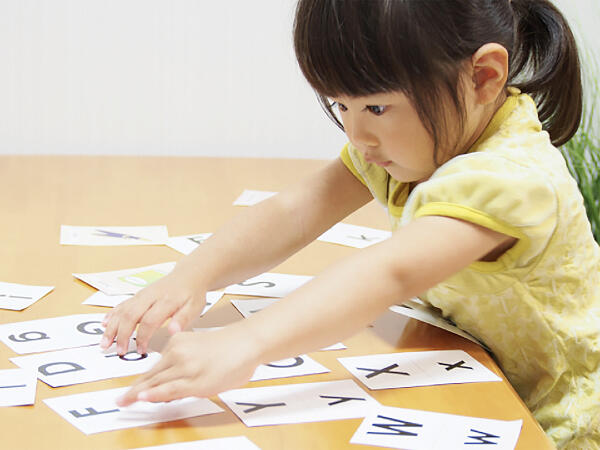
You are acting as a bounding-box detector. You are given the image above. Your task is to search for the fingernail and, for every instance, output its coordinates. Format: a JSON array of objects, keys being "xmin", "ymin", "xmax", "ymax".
[
  {"xmin": 169, "ymin": 321, "xmax": 181, "ymax": 334},
  {"xmin": 138, "ymin": 391, "xmax": 148, "ymax": 402},
  {"xmin": 117, "ymin": 345, "xmax": 125, "ymax": 354},
  {"xmin": 100, "ymin": 337, "xmax": 109, "ymax": 349},
  {"xmin": 115, "ymin": 395, "xmax": 126, "ymax": 406}
]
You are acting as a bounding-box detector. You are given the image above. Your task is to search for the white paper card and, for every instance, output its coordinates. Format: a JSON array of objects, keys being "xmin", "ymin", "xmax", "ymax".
[
  {"xmin": 389, "ymin": 298, "xmax": 487, "ymax": 349},
  {"xmin": 230, "ymin": 298, "xmax": 346, "ymax": 351},
  {"xmin": 233, "ymin": 189, "xmax": 277, "ymax": 206},
  {"xmin": 60, "ymin": 225, "xmax": 168, "ymax": 246},
  {"xmin": 131, "ymin": 436, "xmax": 261, "ymax": 450},
  {"xmin": 224, "ymin": 273, "xmax": 313, "ymax": 298},
  {"xmin": 0, "ymin": 281, "xmax": 54, "ymax": 311},
  {"xmin": 351, "ymin": 405, "xmax": 522, "ymax": 449},
  {"xmin": 10, "ymin": 340, "xmax": 160, "ymax": 387},
  {"xmin": 317, "ymin": 223, "xmax": 392, "ymax": 248},
  {"xmin": 251, "ymin": 355, "xmax": 329, "ymax": 381},
  {"xmin": 0, "ymin": 368, "xmax": 37, "ymax": 406},
  {"xmin": 338, "ymin": 350, "xmax": 501, "ymax": 390},
  {"xmin": 44, "ymin": 386, "xmax": 224, "ymax": 435},
  {"xmin": 73, "ymin": 262, "xmax": 176, "ymax": 295},
  {"xmin": 219, "ymin": 379, "xmax": 379, "ymax": 427},
  {"xmin": 82, "ymin": 290, "xmax": 223, "ymax": 317},
  {"xmin": 166, "ymin": 232, "xmax": 212, "ymax": 255},
  {"xmin": 0, "ymin": 313, "xmax": 106, "ymax": 354}
]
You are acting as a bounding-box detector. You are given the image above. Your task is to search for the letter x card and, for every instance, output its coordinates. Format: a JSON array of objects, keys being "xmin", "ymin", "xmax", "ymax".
[
  {"xmin": 317, "ymin": 222, "xmax": 392, "ymax": 248},
  {"xmin": 43, "ymin": 386, "xmax": 224, "ymax": 435},
  {"xmin": 338, "ymin": 350, "xmax": 501, "ymax": 390},
  {"xmin": 351, "ymin": 405, "xmax": 522, "ymax": 449}
]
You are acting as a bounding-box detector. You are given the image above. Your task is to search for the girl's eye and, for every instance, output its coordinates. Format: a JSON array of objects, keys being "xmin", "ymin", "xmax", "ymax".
[
  {"xmin": 332, "ymin": 102, "xmax": 348, "ymax": 112},
  {"xmin": 366, "ymin": 105, "xmax": 387, "ymax": 115}
]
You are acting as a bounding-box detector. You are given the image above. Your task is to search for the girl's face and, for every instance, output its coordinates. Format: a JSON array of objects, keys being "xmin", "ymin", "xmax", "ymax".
[{"xmin": 332, "ymin": 90, "xmax": 475, "ymax": 185}]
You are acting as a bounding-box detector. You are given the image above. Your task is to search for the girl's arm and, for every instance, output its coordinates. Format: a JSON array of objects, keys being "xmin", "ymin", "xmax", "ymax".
[
  {"xmin": 102, "ymin": 157, "xmax": 373, "ymax": 354},
  {"xmin": 117, "ymin": 210, "xmax": 515, "ymax": 405}
]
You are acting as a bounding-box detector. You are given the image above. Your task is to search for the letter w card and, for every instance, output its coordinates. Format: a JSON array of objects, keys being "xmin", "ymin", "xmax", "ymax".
[
  {"xmin": 43, "ymin": 386, "xmax": 223, "ymax": 435},
  {"xmin": 219, "ymin": 379, "xmax": 379, "ymax": 427},
  {"xmin": 351, "ymin": 405, "xmax": 522, "ymax": 449},
  {"xmin": 0, "ymin": 313, "xmax": 106, "ymax": 354},
  {"xmin": 338, "ymin": 350, "xmax": 501, "ymax": 390},
  {"xmin": 10, "ymin": 340, "xmax": 160, "ymax": 387}
]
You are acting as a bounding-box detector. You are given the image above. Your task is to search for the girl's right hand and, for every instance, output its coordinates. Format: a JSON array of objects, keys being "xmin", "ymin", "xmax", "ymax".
[{"xmin": 100, "ymin": 268, "xmax": 208, "ymax": 356}]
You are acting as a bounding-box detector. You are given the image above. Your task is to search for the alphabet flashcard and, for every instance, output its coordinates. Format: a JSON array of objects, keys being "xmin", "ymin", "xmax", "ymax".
[
  {"xmin": 219, "ymin": 379, "xmax": 379, "ymax": 427},
  {"xmin": 230, "ymin": 298, "xmax": 346, "ymax": 351},
  {"xmin": 0, "ymin": 368, "xmax": 37, "ymax": 407},
  {"xmin": 250, "ymin": 355, "xmax": 329, "ymax": 381},
  {"xmin": 83, "ymin": 290, "xmax": 223, "ymax": 316},
  {"xmin": 350, "ymin": 405, "xmax": 522, "ymax": 449},
  {"xmin": 166, "ymin": 232, "xmax": 212, "ymax": 255},
  {"xmin": 10, "ymin": 340, "xmax": 160, "ymax": 387},
  {"xmin": 317, "ymin": 222, "xmax": 392, "ymax": 248},
  {"xmin": 233, "ymin": 189, "xmax": 277, "ymax": 206},
  {"xmin": 60, "ymin": 225, "xmax": 169, "ymax": 246},
  {"xmin": 224, "ymin": 273, "xmax": 313, "ymax": 298},
  {"xmin": 0, "ymin": 281, "xmax": 54, "ymax": 311},
  {"xmin": 338, "ymin": 350, "xmax": 501, "ymax": 390},
  {"xmin": 131, "ymin": 436, "xmax": 260, "ymax": 450},
  {"xmin": 0, "ymin": 313, "xmax": 106, "ymax": 354},
  {"xmin": 43, "ymin": 386, "xmax": 224, "ymax": 435},
  {"xmin": 73, "ymin": 262, "xmax": 176, "ymax": 295},
  {"xmin": 389, "ymin": 298, "xmax": 488, "ymax": 349}
]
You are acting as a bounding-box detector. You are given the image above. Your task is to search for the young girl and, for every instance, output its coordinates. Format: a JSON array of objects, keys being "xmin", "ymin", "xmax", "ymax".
[{"xmin": 102, "ymin": 1, "xmax": 599, "ymax": 447}]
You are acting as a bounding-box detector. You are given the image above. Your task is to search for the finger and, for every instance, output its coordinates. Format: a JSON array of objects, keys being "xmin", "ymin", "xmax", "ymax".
[
  {"xmin": 116, "ymin": 364, "xmax": 178, "ymax": 407},
  {"xmin": 137, "ymin": 378, "xmax": 191, "ymax": 403},
  {"xmin": 135, "ymin": 301, "xmax": 181, "ymax": 354},
  {"xmin": 168, "ymin": 298, "xmax": 206, "ymax": 334},
  {"xmin": 114, "ymin": 298, "xmax": 156, "ymax": 355}
]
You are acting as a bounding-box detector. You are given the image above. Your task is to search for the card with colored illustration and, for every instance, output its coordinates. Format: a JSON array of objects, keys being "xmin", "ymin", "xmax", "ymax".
[
  {"xmin": 338, "ymin": 350, "xmax": 501, "ymax": 390},
  {"xmin": 233, "ymin": 189, "xmax": 277, "ymax": 206},
  {"xmin": 317, "ymin": 223, "xmax": 392, "ymax": 248},
  {"xmin": 0, "ymin": 313, "xmax": 106, "ymax": 354},
  {"xmin": 73, "ymin": 262, "xmax": 176, "ymax": 295},
  {"xmin": 219, "ymin": 379, "xmax": 379, "ymax": 427},
  {"xmin": 224, "ymin": 273, "xmax": 313, "ymax": 298},
  {"xmin": 83, "ymin": 290, "xmax": 223, "ymax": 316},
  {"xmin": 10, "ymin": 340, "xmax": 160, "ymax": 387},
  {"xmin": 0, "ymin": 368, "xmax": 37, "ymax": 407},
  {"xmin": 351, "ymin": 405, "xmax": 522, "ymax": 449},
  {"xmin": 43, "ymin": 386, "xmax": 224, "ymax": 435},
  {"xmin": 165, "ymin": 232, "xmax": 212, "ymax": 255},
  {"xmin": 60, "ymin": 225, "xmax": 168, "ymax": 246},
  {"xmin": 0, "ymin": 281, "xmax": 54, "ymax": 311}
]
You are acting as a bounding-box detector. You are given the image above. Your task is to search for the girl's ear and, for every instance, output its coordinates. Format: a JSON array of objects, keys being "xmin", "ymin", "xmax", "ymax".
[{"xmin": 471, "ymin": 43, "xmax": 509, "ymax": 105}]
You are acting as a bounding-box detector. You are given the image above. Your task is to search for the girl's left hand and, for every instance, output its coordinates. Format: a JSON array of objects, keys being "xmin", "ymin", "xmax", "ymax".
[{"xmin": 116, "ymin": 327, "xmax": 260, "ymax": 406}]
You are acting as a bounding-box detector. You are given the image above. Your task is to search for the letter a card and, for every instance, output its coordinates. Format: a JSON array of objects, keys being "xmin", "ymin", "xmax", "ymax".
[
  {"xmin": 43, "ymin": 386, "xmax": 224, "ymax": 434},
  {"xmin": 219, "ymin": 379, "xmax": 379, "ymax": 427},
  {"xmin": 0, "ymin": 368, "xmax": 37, "ymax": 406},
  {"xmin": 351, "ymin": 405, "xmax": 522, "ymax": 449},
  {"xmin": 338, "ymin": 350, "xmax": 501, "ymax": 390},
  {"xmin": 0, "ymin": 313, "xmax": 106, "ymax": 354}
]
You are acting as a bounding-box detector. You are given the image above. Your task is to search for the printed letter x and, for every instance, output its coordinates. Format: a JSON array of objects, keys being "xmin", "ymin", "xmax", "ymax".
[{"xmin": 356, "ymin": 363, "xmax": 409, "ymax": 379}]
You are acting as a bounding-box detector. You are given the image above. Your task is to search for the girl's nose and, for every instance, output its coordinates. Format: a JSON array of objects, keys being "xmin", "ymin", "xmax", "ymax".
[{"xmin": 346, "ymin": 119, "xmax": 378, "ymax": 148}]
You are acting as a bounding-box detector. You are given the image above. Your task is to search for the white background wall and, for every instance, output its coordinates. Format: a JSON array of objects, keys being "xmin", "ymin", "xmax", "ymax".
[{"xmin": 0, "ymin": 0, "xmax": 597, "ymax": 159}]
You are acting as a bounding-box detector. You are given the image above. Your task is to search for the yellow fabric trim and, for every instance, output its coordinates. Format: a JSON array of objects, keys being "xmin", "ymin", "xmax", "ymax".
[
  {"xmin": 414, "ymin": 202, "xmax": 530, "ymax": 273},
  {"xmin": 467, "ymin": 87, "xmax": 520, "ymax": 154},
  {"xmin": 340, "ymin": 143, "xmax": 368, "ymax": 187}
]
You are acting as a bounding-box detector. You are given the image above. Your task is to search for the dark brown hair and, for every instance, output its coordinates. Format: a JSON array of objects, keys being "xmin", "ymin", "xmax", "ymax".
[{"xmin": 293, "ymin": 0, "xmax": 582, "ymax": 161}]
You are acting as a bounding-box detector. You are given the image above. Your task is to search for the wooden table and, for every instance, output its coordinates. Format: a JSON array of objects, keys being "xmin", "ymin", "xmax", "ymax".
[{"xmin": 0, "ymin": 156, "xmax": 554, "ymax": 449}]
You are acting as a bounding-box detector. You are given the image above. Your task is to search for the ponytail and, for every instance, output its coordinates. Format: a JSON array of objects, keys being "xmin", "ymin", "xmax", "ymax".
[{"xmin": 509, "ymin": 0, "xmax": 582, "ymax": 146}]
